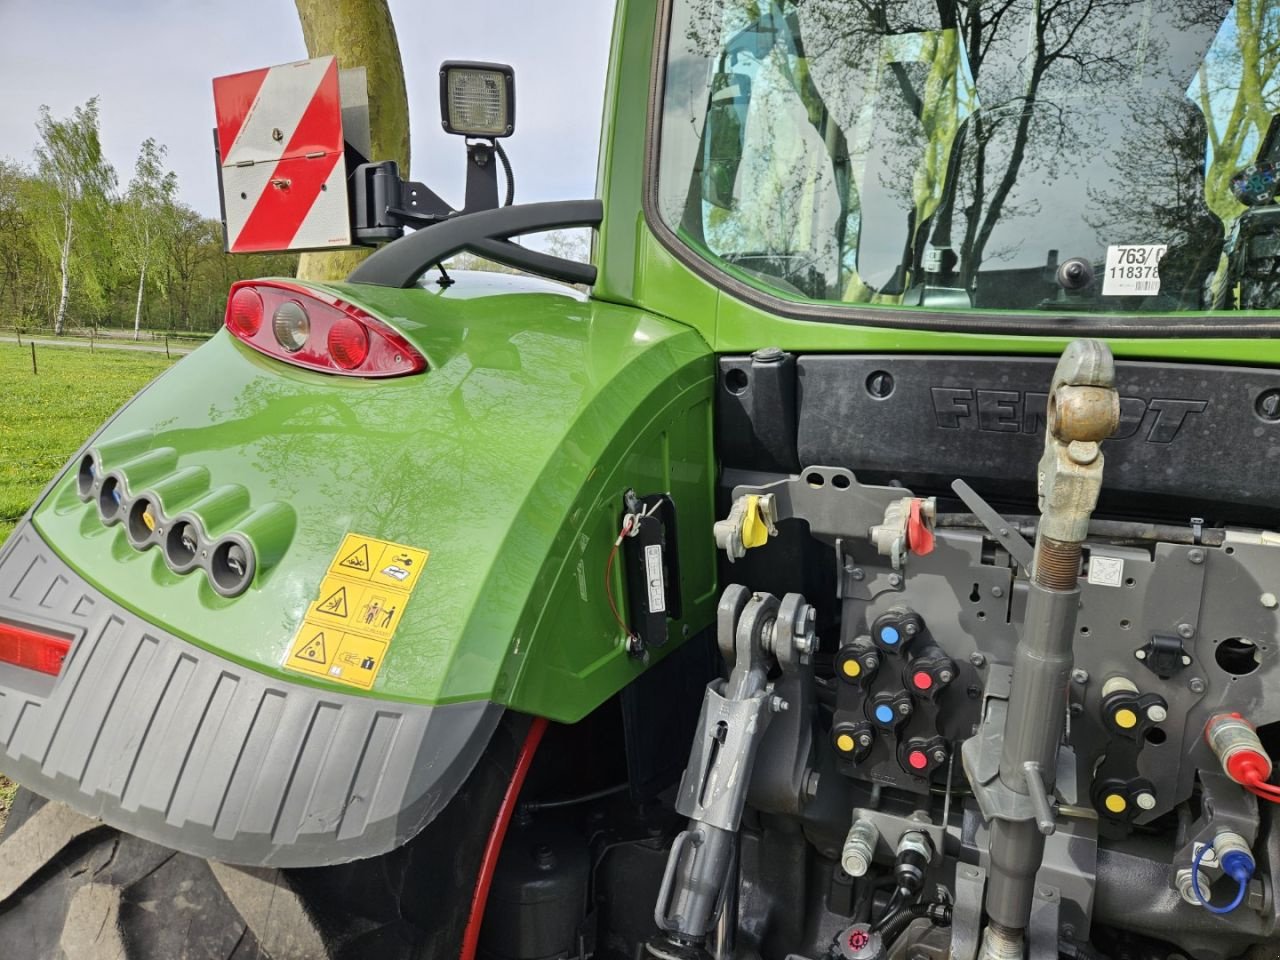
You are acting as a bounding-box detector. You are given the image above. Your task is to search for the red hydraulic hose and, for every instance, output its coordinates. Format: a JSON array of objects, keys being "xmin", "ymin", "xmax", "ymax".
[{"xmin": 459, "ymin": 716, "xmax": 549, "ymax": 960}]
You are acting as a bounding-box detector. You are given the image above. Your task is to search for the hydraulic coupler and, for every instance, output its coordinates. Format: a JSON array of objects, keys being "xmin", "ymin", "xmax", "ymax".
[
  {"xmin": 650, "ymin": 584, "xmax": 815, "ymax": 958},
  {"xmin": 962, "ymin": 340, "xmax": 1120, "ymax": 958}
]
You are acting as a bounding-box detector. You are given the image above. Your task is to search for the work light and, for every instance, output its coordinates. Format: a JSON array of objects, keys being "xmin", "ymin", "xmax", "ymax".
[{"xmin": 439, "ymin": 61, "xmax": 515, "ymax": 138}]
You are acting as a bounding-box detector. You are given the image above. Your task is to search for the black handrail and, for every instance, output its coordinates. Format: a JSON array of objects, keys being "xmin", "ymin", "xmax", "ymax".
[{"xmin": 347, "ymin": 200, "xmax": 604, "ymax": 289}]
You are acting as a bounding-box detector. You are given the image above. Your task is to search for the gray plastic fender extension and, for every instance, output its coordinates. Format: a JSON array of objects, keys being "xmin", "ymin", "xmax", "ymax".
[{"xmin": 0, "ymin": 523, "xmax": 502, "ymax": 868}]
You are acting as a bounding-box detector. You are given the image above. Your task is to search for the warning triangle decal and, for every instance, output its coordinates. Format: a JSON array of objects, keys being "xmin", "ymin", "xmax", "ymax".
[
  {"xmin": 295, "ymin": 632, "xmax": 327, "ymax": 661},
  {"xmin": 316, "ymin": 585, "xmax": 349, "ymax": 618},
  {"xmin": 339, "ymin": 544, "xmax": 371, "ymax": 572}
]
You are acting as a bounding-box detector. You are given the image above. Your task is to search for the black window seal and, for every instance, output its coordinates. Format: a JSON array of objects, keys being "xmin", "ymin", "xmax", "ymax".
[{"xmin": 639, "ymin": 0, "xmax": 1280, "ymax": 339}]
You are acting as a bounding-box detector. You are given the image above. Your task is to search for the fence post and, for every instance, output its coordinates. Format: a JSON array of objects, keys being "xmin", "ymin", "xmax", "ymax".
[
  {"xmin": 30, "ymin": 342, "xmax": 37, "ymax": 375},
  {"xmin": 165, "ymin": 335, "xmax": 170, "ymax": 359}
]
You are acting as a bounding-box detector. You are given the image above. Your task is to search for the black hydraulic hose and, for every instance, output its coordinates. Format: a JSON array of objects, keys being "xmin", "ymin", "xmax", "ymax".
[
  {"xmin": 876, "ymin": 901, "xmax": 952, "ymax": 948},
  {"xmin": 871, "ymin": 883, "xmax": 921, "ymax": 935},
  {"xmin": 521, "ymin": 782, "xmax": 628, "ymax": 813},
  {"xmin": 493, "ymin": 140, "xmax": 515, "ymax": 207}
]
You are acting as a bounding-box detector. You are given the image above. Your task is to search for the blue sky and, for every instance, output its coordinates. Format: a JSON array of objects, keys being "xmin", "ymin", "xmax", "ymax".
[{"xmin": 0, "ymin": 0, "xmax": 616, "ymax": 216}]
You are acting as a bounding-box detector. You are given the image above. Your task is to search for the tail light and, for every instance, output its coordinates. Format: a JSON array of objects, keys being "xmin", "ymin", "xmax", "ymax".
[
  {"xmin": 0, "ymin": 621, "xmax": 73, "ymax": 677},
  {"xmin": 223, "ymin": 281, "xmax": 426, "ymax": 377}
]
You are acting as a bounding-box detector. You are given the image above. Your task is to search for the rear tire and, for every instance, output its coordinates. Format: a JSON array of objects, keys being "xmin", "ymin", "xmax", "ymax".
[{"xmin": 0, "ymin": 715, "xmax": 524, "ymax": 960}]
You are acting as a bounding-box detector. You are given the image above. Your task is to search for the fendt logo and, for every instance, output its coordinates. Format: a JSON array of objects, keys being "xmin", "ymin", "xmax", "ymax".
[{"xmin": 929, "ymin": 388, "xmax": 1208, "ymax": 444}]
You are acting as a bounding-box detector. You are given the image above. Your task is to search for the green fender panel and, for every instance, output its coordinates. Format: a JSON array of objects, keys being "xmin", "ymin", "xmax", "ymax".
[{"xmin": 30, "ymin": 272, "xmax": 718, "ymax": 722}]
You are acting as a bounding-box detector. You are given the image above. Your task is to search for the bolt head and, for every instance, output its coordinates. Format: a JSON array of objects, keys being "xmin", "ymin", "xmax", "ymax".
[
  {"xmin": 969, "ymin": 652, "xmax": 986, "ymax": 668},
  {"xmin": 1189, "ymin": 678, "xmax": 1207, "ymax": 694},
  {"xmin": 938, "ymin": 670, "xmax": 954, "ymax": 683},
  {"xmin": 770, "ymin": 695, "xmax": 790, "ymax": 713},
  {"xmin": 1067, "ymin": 440, "xmax": 1099, "ymax": 465},
  {"xmin": 1135, "ymin": 649, "xmax": 1147, "ymax": 660},
  {"xmin": 1262, "ymin": 592, "xmax": 1279, "ymax": 610},
  {"xmin": 852, "ymin": 568, "xmax": 865, "ymax": 581},
  {"xmin": 1147, "ymin": 704, "xmax": 1168, "ymax": 723},
  {"xmin": 897, "ymin": 702, "xmax": 912, "ymax": 715},
  {"xmin": 904, "ymin": 621, "xmax": 919, "ymax": 636},
  {"xmin": 933, "ymin": 750, "xmax": 947, "ymax": 763},
  {"xmin": 1189, "ymin": 549, "xmax": 1205, "ymax": 565},
  {"xmin": 1072, "ymin": 668, "xmax": 1089, "ymax": 684},
  {"xmin": 889, "ymin": 574, "xmax": 903, "ymax": 588},
  {"xmin": 991, "ymin": 585, "xmax": 1004, "ymax": 598},
  {"xmin": 1177, "ymin": 623, "xmax": 1195, "ymax": 639},
  {"xmin": 858, "ymin": 734, "xmax": 873, "ymax": 747},
  {"xmin": 866, "ymin": 656, "xmax": 880, "ymax": 671}
]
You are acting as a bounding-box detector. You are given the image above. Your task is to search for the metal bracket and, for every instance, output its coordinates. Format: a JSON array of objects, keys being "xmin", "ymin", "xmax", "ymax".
[
  {"xmin": 951, "ymin": 479, "xmax": 1036, "ymax": 571},
  {"xmin": 950, "ymin": 864, "xmax": 988, "ymax": 960},
  {"xmin": 1138, "ymin": 633, "xmax": 1189, "ymax": 679},
  {"xmin": 962, "ymin": 696, "xmax": 1077, "ymax": 828},
  {"xmin": 1027, "ymin": 884, "xmax": 1062, "ymax": 960},
  {"xmin": 729, "ymin": 467, "xmax": 912, "ymax": 546}
]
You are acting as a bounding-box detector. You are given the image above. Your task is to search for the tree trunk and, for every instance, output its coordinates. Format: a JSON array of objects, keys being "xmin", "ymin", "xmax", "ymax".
[
  {"xmin": 54, "ymin": 213, "xmax": 72, "ymax": 336},
  {"xmin": 133, "ymin": 259, "xmax": 147, "ymax": 340},
  {"xmin": 294, "ymin": 0, "xmax": 409, "ymax": 281}
]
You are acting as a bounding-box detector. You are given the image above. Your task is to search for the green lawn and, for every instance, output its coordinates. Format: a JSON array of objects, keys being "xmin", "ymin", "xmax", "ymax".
[
  {"xmin": 1, "ymin": 343, "xmax": 178, "ymax": 542},
  {"xmin": 1, "ymin": 344, "xmax": 178, "ymax": 831}
]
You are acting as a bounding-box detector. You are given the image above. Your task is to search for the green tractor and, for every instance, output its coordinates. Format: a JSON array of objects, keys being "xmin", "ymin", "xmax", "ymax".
[{"xmin": 6, "ymin": 2, "xmax": 1280, "ymax": 959}]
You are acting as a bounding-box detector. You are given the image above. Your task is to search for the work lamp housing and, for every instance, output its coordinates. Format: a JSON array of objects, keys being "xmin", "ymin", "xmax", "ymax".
[{"xmin": 439, "ymin": 61, "xmax": 515, "ymax": 138}]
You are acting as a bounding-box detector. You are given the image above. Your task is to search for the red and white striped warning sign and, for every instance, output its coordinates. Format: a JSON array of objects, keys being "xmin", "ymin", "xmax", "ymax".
[{"xmin": 213, "ymin": 56, "xmax": 351, "ymax": 253}]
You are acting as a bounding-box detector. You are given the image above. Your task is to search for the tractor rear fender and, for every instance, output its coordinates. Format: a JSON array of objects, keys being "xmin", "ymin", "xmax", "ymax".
[{"xmin": 0, "ymin": 271, "xmax": 717, "ymax": 866}]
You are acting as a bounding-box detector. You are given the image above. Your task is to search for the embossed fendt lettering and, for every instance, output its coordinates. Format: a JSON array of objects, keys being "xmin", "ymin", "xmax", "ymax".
[{"xmin": 930, "ymin": 387, "xmax": 1207, "ymax": 443}]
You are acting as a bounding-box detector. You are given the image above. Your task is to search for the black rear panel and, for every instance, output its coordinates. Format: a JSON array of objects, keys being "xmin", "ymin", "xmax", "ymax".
[{"xmin": 718, "ymin": 354, "xmax": 1280, "ymax": 526}]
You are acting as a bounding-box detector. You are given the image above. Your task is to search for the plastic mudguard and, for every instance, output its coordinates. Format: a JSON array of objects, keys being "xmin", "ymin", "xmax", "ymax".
[{"xmin": 0, "ymin": 523, "xmax": 501, "ymax": 868}]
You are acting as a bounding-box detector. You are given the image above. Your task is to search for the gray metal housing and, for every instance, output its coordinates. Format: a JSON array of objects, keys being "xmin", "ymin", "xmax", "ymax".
[{"xmin": 0, "ymin": 522, "xmax": 501, "ymax": 867}]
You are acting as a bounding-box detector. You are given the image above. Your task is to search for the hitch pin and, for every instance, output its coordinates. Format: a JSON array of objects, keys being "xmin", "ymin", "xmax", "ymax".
[{"xmin": 1022, "ymin": 761, "xmax": 1057, "ymax": 836}]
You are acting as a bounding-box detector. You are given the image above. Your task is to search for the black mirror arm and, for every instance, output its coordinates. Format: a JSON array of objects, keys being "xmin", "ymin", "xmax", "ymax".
[{"xmin": 347, "ymin": 200, "xmax": 604, "ymax": 289}]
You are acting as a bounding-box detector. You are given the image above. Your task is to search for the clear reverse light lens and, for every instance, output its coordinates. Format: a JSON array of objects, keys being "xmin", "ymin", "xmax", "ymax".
[
  {"xmin": 446, "ymin": 68, "xmax": 509, "ymax": 136},
  {"xmin": 272, "ymin": 300, "xmax": 310, "ymax": 353}
]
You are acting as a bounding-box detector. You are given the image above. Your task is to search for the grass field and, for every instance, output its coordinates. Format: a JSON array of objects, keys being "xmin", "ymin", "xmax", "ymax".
[
  {"xmin": 1, "ymin": 342, "xmax": 179, "ymax": 830},
  {"xmin": 1, "ymin": 343, "xmax": 177, "ymax": 541}
]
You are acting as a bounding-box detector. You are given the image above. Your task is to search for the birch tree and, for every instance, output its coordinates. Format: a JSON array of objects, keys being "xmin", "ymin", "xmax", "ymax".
[
  {"xmin": 122, "ymin": 138, "xmax": 178, "ymax": 339},
  {"xmin": 34, "ymin": 98, "xmax": 116, "ymax": 335}
]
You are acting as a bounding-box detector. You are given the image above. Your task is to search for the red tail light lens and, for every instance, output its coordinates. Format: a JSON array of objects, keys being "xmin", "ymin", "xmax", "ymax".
[
  {"xmin": 328, "ymin": 317, "xmax": 370, "ymax": 369},
  {"xmin": 228, "ymin": 287, "xmax": 264, "ymax": 337},
  {"xmin": 223, "ymin": 281, "xmax": 426, "ymax": 377},
  {"xmin": 0, "ymin": 621, "xmax": 73, "ymax": 677}
]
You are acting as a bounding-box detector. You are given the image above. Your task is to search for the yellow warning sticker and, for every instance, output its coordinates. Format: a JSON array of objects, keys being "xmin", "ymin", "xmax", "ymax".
[
  {"xmin": 283, "ymin": 532, "xmax": 428, "ymax": 690},
  {"xmin": 285, "ymin": 625, "xmax": 389, "ymax": 690},
  {"xmin": 305, "ymin": 574, "xmax": 407, "ymax": 639},
  {"xmin": 329, "ymin": 533, "xmax": 429, "ymax": 590}
]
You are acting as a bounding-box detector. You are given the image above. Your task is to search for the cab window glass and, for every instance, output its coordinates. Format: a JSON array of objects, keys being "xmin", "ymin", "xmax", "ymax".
[{"xmin": 657, "ymin": 0, "xmax": 1280, "ymax": 314}]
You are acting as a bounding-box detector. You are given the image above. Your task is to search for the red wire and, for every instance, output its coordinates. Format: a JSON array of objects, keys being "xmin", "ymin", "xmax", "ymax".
[
  {"xmin": 1242, "ymin": 772, "xmax": 1280, "ymax": 803},
  {"xmin": 459, "ymin": 716, "xmax": 549, "ymax": 960}
]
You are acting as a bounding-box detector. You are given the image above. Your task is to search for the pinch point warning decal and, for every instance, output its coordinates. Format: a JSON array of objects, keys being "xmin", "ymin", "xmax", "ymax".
[{"xmin": 284, "ymin": 533, "xmax": 429, "ymax": 690}]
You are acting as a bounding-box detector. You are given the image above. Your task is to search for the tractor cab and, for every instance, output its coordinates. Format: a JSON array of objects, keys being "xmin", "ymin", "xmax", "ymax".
[{"xmin": 5, "ymin": 4, "xmax": 1280, "ymax": 960}]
